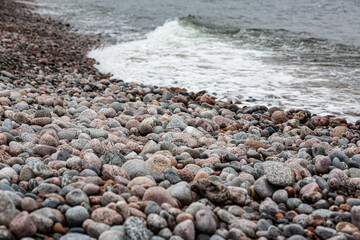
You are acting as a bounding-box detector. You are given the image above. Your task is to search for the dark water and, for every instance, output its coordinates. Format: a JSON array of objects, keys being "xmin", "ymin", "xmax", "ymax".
[{"xmin": 28, "ymin": 0, "xmax": 360, "ymax": 122}]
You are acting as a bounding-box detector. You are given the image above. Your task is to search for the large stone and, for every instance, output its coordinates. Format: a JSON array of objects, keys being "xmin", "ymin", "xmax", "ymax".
[
  {"xmin": 99, "ymin": 230, "xmax": 125, "ymax": 240},
  {"xmin": 30, "ymin": 214, "xmax": 53, "ymax": 234},
  {"xmin": 227, "ymin": 186, "xmax": 248, "ymax": 205},
  {"xmin": 146, "ymin": 154, "xmax": 172, "ymax": 173},
  {"xmin": 167, "ymin": 181, "xmax": 192, "ymax": 205},
  {"xmin": 0, "ymin": 190, "xmax": 17, "ymax": 226},
  {"xmin": 91, "ymin": 207, "xmax": 123, "ymax": 225},
  {"xmin": 127, "ymin": 177, "xmax": 156, "ymax": 190},
  {"xmin": 254, "ymin": 178, "xmax": 277, "ymax": 199},
  {"xmin": 33, "ymin": 162, "xmax": 54, "ymax": 178},
  {"xmin": 122, "ymin": 160, "xmax": 152, "ymax": 179},
  {"xmin": 9, "ymin": 211, "xmax": 37, "ymax": 238},
  {"xmin": 173, "ymin": 219, "xmax": 195, "ymax": 240},
  {"xmin": 102, "ymin": 164, "xmax": 129, "ymax": 181},
  {"xmin": 143, "ymin": 187, "xmax": 177, "ymax": 207},
  {"xmin": 104, "ymin": 149, "xmax": 127, "ymax": 166},
  {"xmin": 271, "ymin": 111, "xmax": 288, "ymax": 124},
  {"xmin": 124, "ymin": 217, "xmax": 153, "ymax": 240},
  {"xmin": 60, "ymin": 233, "xmax": 91, "ymax": 240},
  {"xmin": 336, "ymin": 221, "xmax": 359, "ymax": 235},
  {"xmin": 263, "ymin": 161, "xmax": 295, "ymax": 186},
  {"xmin": 195, "ymin": 209, "xmax": 216, "ymax": 234},
  {"xmin": 141, "ymin": 140, "xmax": 160, "ymax": 155},
  {"xmin": 30, "ymin": 208, "xmax": 63, "ymax": 223},
  {"xmin": 147, "ymin": 213, "xmax": 167, "ymax": 233},
  {"xmin": 34, "ymin": 144, "xmax": 57, "ymax": 156},
  {"xmin": 351, "ymin": 206, "xmax": 360, "ymax": 228},
  {"xmin": 66, "ymin": 206, "xmax": 90, "ymax": 228},
  {"xmin": 66, "ymin": 189, "xmax": 89, "ymax": 206}
]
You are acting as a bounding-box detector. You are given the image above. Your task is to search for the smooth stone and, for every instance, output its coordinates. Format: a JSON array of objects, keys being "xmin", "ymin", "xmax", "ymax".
[
  {"xmin": 167, "ymin": 181, "xmax": 192, "ymax": 205},
  {"xmin": 0, "ymin": 190, "xmax": 17, "ymax": 226},
  {"xmin": 122, "ymin": 160, "xmax": 152, "ymax": 179},
  {"xmin": 195, "ymin": 209, "xmax": 217, "ymax": 235},
  {"xmin": 99, "ymin": 230, "xmax": 125, "ymax": 240},
  {"xmin": 87, "ymin": 221, "xmax": 110, "ymax": 238},
  {"xmin": 254, "ymin": 178, "xmax": 277, "ymax": 199},
  {"xmin": 272, "ymin": 189, "xmax": 288, "ymax": 203},
  {"xmin": 36, "ymin": 183, "xmax": 61, "ymax": 194},
  {"xmin": 91, "ymin": 207, "xmax": 123, "ymax": 225},
  {"xmin": 30, "ymin": 207, "xmax": 63, "ymax": 223},
  {"xmin": 216, "ymin": 209, "xmax": 237, "ymax": 224},
  {"xmin": 164, "ymin": 168, "xmax": 182, "ymax": 184},
  {"xmin": 66, "ymin": 206, "xmax": 90, "ymax": 228},
  {"xmin": 336, "ymin": 221, "xmax": 359, "ymax": 235},
  {"xmin": 105, "ymin": 149, "xmax": 127, "ymax": 166},
  {"xmin": 173, "ymin": 219, "xmax": 195, "ymax": 240},
  {"xmin": 283, "ymin": 224, "xmax": 306, "ymax": 237},
  {"xmin": 329, "ymin": 151, "xmax": 349, "ymax": 163},
  {"xmin": 66, "ymin": 189, "xmax": 89, "ymax": 206},
  {"xmin": 42, "ymin": 197, "xmax": 61, "ymax": 208},
  {"xmin": 9, "ymin": 211, "xmax": 37, "ymax": 238},
  {"xmin": 147, "ymin": 213, "xmax": 168, "ymax": 233},
  {"xmin": 143, "ymin": 187, "xmax": 177, "ymax": 207},
  {"xmin": 314, "ymin": 226, "xmax": 337, "ymax": 239},
  {"xmin": 30, "ymin": 214, "xmax": 53, "ymax": 234},
  {"xmin": 259, "ymin": 199, "xmax": 279, "ymax": 216},
  {"xmin": 60, "ymin": 233, "xmax": 91, "ymax": 240},
  {"xmin": 351, "ymin": 206, "xmax": 360, "ymax": 228}
]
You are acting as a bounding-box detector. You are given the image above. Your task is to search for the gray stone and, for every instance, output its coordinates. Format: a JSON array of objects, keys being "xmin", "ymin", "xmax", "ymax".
[
  {"xmin": 30, "ymin": 207, "xmax": 63, "ymax": 223},
  {"xmin": 0, "ymin": 190, "xmax": 17, "ymax": 226},
  {"xmin": 329, "ymin": 151, "xmax": 349, "ymax": 163},
  {"xmin": 33, "ymin": 162, "xmax": 54, "ymax": 178},
  {"xmin": 147, "ymin": 213, "xmax": 167, "ymax": 233},
  {"xmin": 109, "ymin": 102, "xmax": 123, "ymax": 112},
  {"xmin": 124, "ymin": 217, "xmax": 153, "ymax": 240},
  {"xmin": 287, "ymin": 198, "xmax": 303, "ymax": 210},
  {"xmin": 259, "ymin": 199, "xmax": 279, "ymax": 216},
  {"xmin": 84, "ymin": 128, "xmax": 108, "ymax": 139},
  {"xmin": 122, "ymin": 160, "xmax": 152, "ymax": 179},
  {"xmin": 60, "ymin": 233, "xmax": 91, "ymax": 240},
  {"xmin": 164, "ymin": 168, "xmax": 181, "ymax": 184},
  {"xmin": 167, "ymin": 181, "xmax": 192, "ymax": 205},
  {"xmin": 36, "ymin": 183, "xmax": 61, "ymax": 194},
  {"xmin": 262, "ymin": 161, "xmax": 295, "ymax": 186},
  {"xmin": 298, "ymin": 204, "xmax": 313, "ymax": 214},
  {"xmin": 66, "ymin": 206, "xmax": 90, "ymax": 228},
  {"xmin": 349, "ymin": 168, "xmax": 360, "ymax": 178},
  {"xmin": 87, "ymin": 221, "xmax": 110, "ymax": 238},
  {"xmin": 42, "ymin": 197, "xmax": 60, "ymax": 208},
  {"xmin": 66, "ymin": 189, "xmax": 89, "ymax": 206},
  {"xmin": 195, "ymin": 209, "xmax": 217, "ymax": 234},
  {"xmin": 0, "ymin": 229, "xmax": 15, "ymax": 240},
  {"xmin": 141, "ymin": 140, "xmax": 160, "ymax": 155},
  {"xmin": 216, "ymin": 209, "xmax": 237, "ymax": 224},
  {"xmin": 272, "ymin": 189, "xmax": 288, "ymax": 203},
  {"xmin": 314, "ymin": 226, "xmax": 337, "ymax": 239},
  {"xmin": 105, "ymin": 149, "xmax": 126, "ymax": 166},
  {"xmin": 99, "ymin": 230, "xmax": 125, "ymax": 240},
  {"xmin": 167, "ymin": 115, "xmax": 187, "ymax": 130}
]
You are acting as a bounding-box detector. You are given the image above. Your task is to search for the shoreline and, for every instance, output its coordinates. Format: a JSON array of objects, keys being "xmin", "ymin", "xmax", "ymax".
[{"xmin": 1, "ymin": 0, "xmax": 360, "ymax": 240}]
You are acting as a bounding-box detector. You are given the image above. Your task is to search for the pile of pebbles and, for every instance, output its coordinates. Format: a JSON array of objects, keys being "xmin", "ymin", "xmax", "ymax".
[{"xmin": 1, "ymin": 0, "xmax": 360, "ymax": 240}]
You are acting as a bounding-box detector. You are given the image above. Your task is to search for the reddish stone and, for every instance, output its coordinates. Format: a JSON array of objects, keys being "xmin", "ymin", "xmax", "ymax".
[{"xmin": 9, "ymin": 211, "xmax": 37, "ymax": 238}]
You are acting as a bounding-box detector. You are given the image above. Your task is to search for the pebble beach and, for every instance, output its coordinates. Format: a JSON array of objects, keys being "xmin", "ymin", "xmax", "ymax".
[{"xmin": 1, "ymin": 0, "xmax": 360, "ymax": 240}]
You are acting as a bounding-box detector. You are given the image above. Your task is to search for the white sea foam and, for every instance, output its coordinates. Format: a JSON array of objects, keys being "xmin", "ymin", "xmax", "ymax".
[{"xmin": 89, "ymin": 20, "xmax": 359, "ymax": 122}]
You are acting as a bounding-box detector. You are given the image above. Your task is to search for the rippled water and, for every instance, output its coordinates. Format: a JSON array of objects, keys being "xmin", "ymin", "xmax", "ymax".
[{"xmin": 29, "ymin": 0, "xmax": 360, "ymax": 122}]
